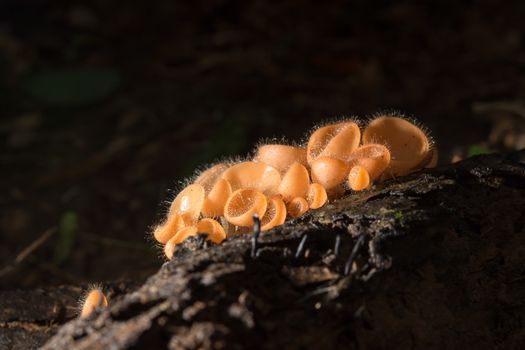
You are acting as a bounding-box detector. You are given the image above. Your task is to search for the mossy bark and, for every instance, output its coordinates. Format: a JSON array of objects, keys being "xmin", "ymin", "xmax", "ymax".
[{"xmin": 4, "ymin": 152, "xmax": 525, "ymax": 349}]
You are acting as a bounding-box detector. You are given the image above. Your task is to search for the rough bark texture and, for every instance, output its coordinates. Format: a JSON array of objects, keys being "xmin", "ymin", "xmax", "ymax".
[{"xmin": 5, "ymin": 152, "xmax": 525, "ymax": 349}]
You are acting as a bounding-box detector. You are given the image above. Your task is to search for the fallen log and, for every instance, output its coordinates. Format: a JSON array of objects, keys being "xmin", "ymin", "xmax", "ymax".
[{"xmin": 5, "ymin": 151, "xmax": 525, "ymax": 349}]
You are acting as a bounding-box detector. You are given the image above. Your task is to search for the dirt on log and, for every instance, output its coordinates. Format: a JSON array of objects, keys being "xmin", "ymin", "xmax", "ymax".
[{"xmin": 4, "ymin": 151, "xmax": 525, "ymax": 349}]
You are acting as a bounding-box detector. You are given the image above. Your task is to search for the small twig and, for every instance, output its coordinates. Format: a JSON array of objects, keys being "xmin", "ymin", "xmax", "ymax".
[
  {"xmin": 344, "ymin": 233, "xmax": 366, "ymax": 276},
  {"xmin": 295, "ymin": 233, "xmax": 308, "ymax": 259},
  {"xmin": 333, "ymin": 234, "xmax": 341, "ymax": 258},
  {"xmin": 0, "ymin": 227, "xmax": 57, "ymax": 277},
  {"xmin": 251, "ymin": 214, "xmax": 261, "ymax": 258}
]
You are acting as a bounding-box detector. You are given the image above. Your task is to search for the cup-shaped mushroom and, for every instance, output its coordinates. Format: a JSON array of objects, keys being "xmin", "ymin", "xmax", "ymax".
[
  {"xmin": 194, "ymin": 163, "xmax": 229, "ymax": 192},
  {"xmin": 169, "ymin": 184, "xmax": 205, "ymax": 221},
  {"xmin": 287, "ymin": 197, "xmax": 309, "ymax": 218},
  {"xmin": 224, "ymin": 188, "xmax": 268, "ymax": 227},
  {"xmin": 254, "ymin": 144, "xmax": 307, "ymax": 172},
  {"xmin": 425, "ymin": 148, "xmax": 438, "ymax": 168},
  {"xmin": 362, "ymin": 116, "xmax": 430, "ymax": 176},
  {"xmin": 348, "ymin": 165, "xmax": 370, "ymax": 191},
  {"xmin": 261, "ymin": 195, "xmax": 287, "ymax": 231},
  {"xmin": 201, "ymin": 179, "xmax": 232, "ymax": 218},
  {"xmin": 153, "ymin": 213, "xmax": 190, "ymax": 244},
  {"xmin": 348, "ymin": 144, "xmax": 391, "ymax": 181},
  {"xmin": 307, "ymin": 183, "xmax": 328, "ymax": 209},
  {"xmin": 197, "ymin": 218, "xmax": 226, "ymax": 244},
  {"xmin": 307, "ymin": 121, "xmax": 360, "ymax": 164},
  {"xmin": 277, "ymin": 162, "xmax": 310, "ymax": 202},
  {"xmin": 221, "ymin": 161, "xmax": 281, "ymax": 194},
  {"xmin": 80, "ymin": 289, "xmax": 108, "ymax": 318},
  {"xmin": 310, "ymin": 156, "xmax": 350, "ymax": 190},
  {"xmin": 164, "ymin": 226, "xmax": 199, "ymax": 259}
]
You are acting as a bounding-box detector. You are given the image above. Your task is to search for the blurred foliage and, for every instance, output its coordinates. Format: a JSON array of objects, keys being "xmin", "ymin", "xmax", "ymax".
[
  {"xmin": 53, "ymin": 211, "xmax": 78, "ymax": 265},
  {"xmin": 467, "ymin": 144, "xmax": 491, "ymax": 157},
  {"xmin": 23, "ymin": 68, "xmax": 120, "ymax": 107}
]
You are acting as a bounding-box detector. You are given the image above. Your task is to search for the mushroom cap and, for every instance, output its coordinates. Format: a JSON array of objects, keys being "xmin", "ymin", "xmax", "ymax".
[
  {"xmin": 307, "ymin": 183, "xmax": 328, "ymax": 209},
  {"xmin": 224, "ymin": 188, "xmax": 268, "ymax": 227},
  {"xmin": 348, "ymin": 144, "xmax": 391, "ymax": 181},
  {"xmin": 287, "ymin": 197, "xmax": 309, "ymax": 218},
  {"xmin": 197, "ymin": 218, "xmax": 226, "ymax": 244},
  {"xmin": 348, "ymin": 165, "xmax": 370, "ymax": 191},
  {"xmin": 194, "ymin": 163, "xmax": 229, "ymax": 193},
  {"xmin": 260, "ymin": 195, "xmax": 287, "ymax": 231},
  {"xmin": 164, "ymin": 226, "xmax": 199, "ymax": 259},
  {"xmin": 169, "ymin": 184, "xmax": 205, "ymax": 221},
  {"xmin": 221, "ymin": 161, "xmax": 281, "ymax": 194},
  {"xmin": 362, "ymin": 116, "xmax": 429, "ymax": 176},
  {"xmin": 277, "ymin": 162, "xmax": 310, "ymax": 202},
  {"xmin": 201, "ymin": 178, "xmax": 232, "ymax": 218},
  {"xmin": 80, "ymin": 289, "xmax": 108, "ymax": 318},
  {"xmin": 255, "ymin": 144, "xmax": 307, "ymax": 172},
  {"xmin": 307, "ymin": 121, "xmax": 360, "ymax": 164},
  {"xmin": 153, "ymin": 213, "xmax": 191, "ymax": 244},
  {"xmin": 310, "ymin": 156, "xmax": 350, "ymax": 190}
]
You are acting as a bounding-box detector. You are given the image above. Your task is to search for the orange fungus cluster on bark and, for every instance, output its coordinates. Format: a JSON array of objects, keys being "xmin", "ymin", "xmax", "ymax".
[{"xmin": 153, "ymin": 114, "xmax": 437, "ymax": 259}]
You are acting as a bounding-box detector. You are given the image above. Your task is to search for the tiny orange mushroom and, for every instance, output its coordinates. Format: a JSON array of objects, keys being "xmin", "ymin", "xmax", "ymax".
[
  {"xmin": 221, "ymin": 161, "xmax": 281, "ymax": 194},
  {"xmin": 168, "ymin": 183, "xmax": 205, "ymax": 221},
  {"xmin": 278, "ymin": 162, "xmax": 310, "ymax": 203},
  {"xmin": 310, "ymin": 156, "xmax": 350, "ymax": 190},
  {"xmin": 80, "ymin": 288, "xmax": 108, "ymax": 318},
  {"xmin": 348, "ymin": 165, "xmax": 370, "ymax": 191},
  {"xmin": 224, "ymin": 188, "xmax": 268, "ymax": 227},
  {"xmin": 287, "ymin": 197, "xmax": 309, "ymax": 218},
  {"xmin": 164, "ymin": 226, "xmax": 199, "ymax": 259},
  {"xmin": 254, "ymin": 144, "xmax": 307, "ymax": 172},
  {"xmin": 153, "ymin": 213, "xmax": 191, "ymax": 244},
  {"xmin": 260, "ymin": 195, "xmax": 287, "ymax": 231},
  {"xmin": 307, "ymin": 121, "xmax": 360, "ymax": 164},
  {"xmin": 362, "ymin": 116, "xmax": 430, "ymax": 177},
  {"xmin": 197, "ymin": 218, "xmax": 226, "ymax": 244},
  {"xmin": 201, "ymin": 178, "xmax": 232, "ymax": 218},
  {"xmin": 307, "ymin": 183, "xmax": 328, "ymax": 209},
  {"xmin": 348, "ymin": 144, "xmax": 391, "ymax": 181}
]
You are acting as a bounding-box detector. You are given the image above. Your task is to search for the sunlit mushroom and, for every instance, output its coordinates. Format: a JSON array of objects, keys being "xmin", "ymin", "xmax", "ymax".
[
  {"xmin": 310, "ymin": 156, "xmax": 350, "ymax": 190},
  {"xmin": 307, "ymin": 121, "xmax": 360, "ymax": 164},
  {"xmin": 201, "ymin": 179, "xmax": 232, "ymax": 218},
  {"xmin": 277, "ymin": 162, "xmax": 310, "ymax": 202},
  {"xmin": 153, "ymin": 213, "xmax": 191, "ymax": 244},
  {"xmin": 362, "ymin": 116, "xmax": 430, "ymax": 177},
  {"xmin": 221, "ymin": 161, "xmax": 281, "ymax": 194},
  {"xmin": 168, "ymin": 183, "xmax": 205, "ymax": 221},
  {"xmin": 224, "ymin": 188, "xmax": 268, "ymax": 227},
  {"xmin": 254, "ymin": 144, "xmax": 307, "ymax": 172},
  {"xmin": 80, "ymin": 288, "xmax": 108, "ymax": 318},
  {"xmin": 197, "ymin": 218, "xmax": 226, "ymax": 244},
  {"xmin": 348, "ymin": 144, "xmax": 391, "ymax": 181},
  {"xmin": 348, "ymin": 165, "xmax": 370, "ymax": 191},
  {"xmin": 307, "ymin": 183, "xmax": 328, "ymax": 209},
  {"xmin": 260, "ymin": 195, "xmax": 287, "ymax": 231},
  {"xmin": 287, "ymin": 197, "xmax": 309, "ymax": 218},
  {"xmin": 164, "ymin": 226, "xmax": 199, "ymax": 259}
]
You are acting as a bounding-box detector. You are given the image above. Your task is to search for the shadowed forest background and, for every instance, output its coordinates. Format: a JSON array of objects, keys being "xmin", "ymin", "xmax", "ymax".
[{"xmin": 1, "ymin": 1, "xmax": 524, "ymax": 289}]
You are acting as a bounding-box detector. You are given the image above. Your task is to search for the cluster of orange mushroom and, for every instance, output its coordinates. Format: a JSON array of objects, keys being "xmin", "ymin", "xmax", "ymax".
[{"xmin": 153, "ymin": 115, "xmax": 437, "ymax": 259}]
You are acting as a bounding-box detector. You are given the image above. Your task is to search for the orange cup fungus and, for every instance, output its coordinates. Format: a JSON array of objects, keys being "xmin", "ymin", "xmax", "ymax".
[
  {"xmin": 152, "ymin": 114, "xmax": 437, "ymax": 258},
  {"xmin": 197, "ymin": 218, "xmax": 226, "ymax": 244},
  {"xmin": 307, "ymin": 121, "xmax": 360, "ymax": 164},
  {"xmin": 224, "ymin": 188, "xmax": 268, "ymax": 227},
  {"xmin": 255, "ymin": 144, "xmax": 307, "ymax": 172},
  {"xmin": 362, "ymin": 115, "xmax": 432, "ymax": 177},
  {"xmin": 348, "ymin": 165, "xmax": 370, "ymax": 191},
  {"xmin": 260, "ymin": 195, "xmax": 287, "ymax": 231},
  {"xmin": 287, "ymin": 197, "xmax": 309, "ymax": 218},
  {"xmin": 80, "ymin": 288, "xmax": 108, "ymax": 319}
]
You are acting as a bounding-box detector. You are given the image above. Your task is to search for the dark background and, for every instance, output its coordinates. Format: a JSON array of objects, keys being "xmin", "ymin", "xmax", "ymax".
[{"xmin": 1, "ymin": 0, "xmax": 524, "ymax": 289}]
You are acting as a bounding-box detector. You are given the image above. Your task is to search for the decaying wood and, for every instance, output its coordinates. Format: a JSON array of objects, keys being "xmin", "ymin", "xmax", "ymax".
[{"xmin": 4, "ymin": 152, "xmax": 525, "ymax": 349}]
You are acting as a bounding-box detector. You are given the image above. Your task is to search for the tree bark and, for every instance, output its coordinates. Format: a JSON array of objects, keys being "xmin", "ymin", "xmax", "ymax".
[{"xmin": 4, "ymin": 152, "xmax": 525, "ymax": 349}]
